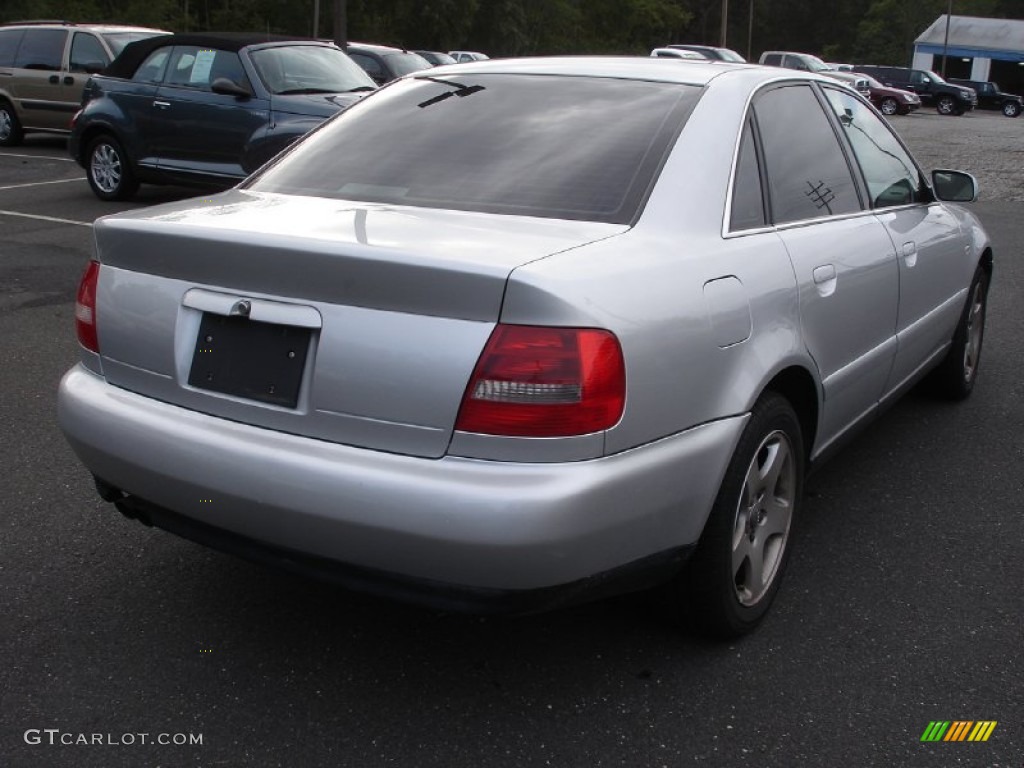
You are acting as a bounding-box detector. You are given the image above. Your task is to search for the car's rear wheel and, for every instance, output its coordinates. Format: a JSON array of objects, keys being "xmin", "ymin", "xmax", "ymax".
[
  {"xmin": 880, "ymin": 97, "xmax": 899, "ymax": 116},
  {"xmin": 926, "ymin": 266, "xmax": 989, "ymax": 400},
  {"xmin": 86, "ymin": 135, "xmax": 139, "ymax": 201},
  {"xmin": 0, "ymin": 99, "xmax": 24, "ymax": 147},
  {"xmin": 1002, "ymin": 101, "xmax": 1021, "ymax": 117},
  {"xmin": 674, "ymin": 392, "xmax": 804, "ymax": 639},
  {"xmin": 936, "ymin": 95, "xmax": 957, "ymax": 115}
]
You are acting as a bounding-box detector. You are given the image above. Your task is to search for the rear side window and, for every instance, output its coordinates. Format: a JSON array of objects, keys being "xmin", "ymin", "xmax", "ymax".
[
  {"xmin": 754, "ymin": 84, "xmax": 861, "ymax": 224},
  {"xmin": 132, "ymin": 47, "xmax": 170, "ymax": 83},
  {"xmin": 0, "ymin": 29, "xmax": 24, "ymax": 67},
  {"xmin": 249, "ymin": 74, "xmax": 699, "ymax": 224},
  {"xmin": 730, "ymin": 118, "xmax": 766, "ymax": 231},
  {"xmin": 13, "ymin": 29, "xmax": 66, "ymax": 71}
]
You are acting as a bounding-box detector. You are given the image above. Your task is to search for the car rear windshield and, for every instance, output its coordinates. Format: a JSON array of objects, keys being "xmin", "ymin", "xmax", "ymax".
[
  {"xmin": 250, "ymin": 44, "xmax": 376, "ymax": 95},
  {"xmin": 247, "ymin": 73, "xmax": 699, "ymax": 223}
]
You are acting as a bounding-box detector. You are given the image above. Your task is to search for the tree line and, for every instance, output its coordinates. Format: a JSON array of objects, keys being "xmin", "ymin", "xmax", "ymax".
[{"xmin": 2, "ymin": 0, "xmax": 1021, "ymax": 66}]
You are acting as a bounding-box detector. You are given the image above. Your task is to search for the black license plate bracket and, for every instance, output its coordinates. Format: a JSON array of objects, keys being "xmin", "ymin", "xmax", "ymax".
[{"xmin": 188, "ymin": 314, "xmax": 311, "ymax": 408}]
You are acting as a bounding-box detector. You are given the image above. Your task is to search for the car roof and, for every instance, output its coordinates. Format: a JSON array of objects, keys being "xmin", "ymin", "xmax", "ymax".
[
  {"xmin": 346, "ymin": 42, "xmax": 412, "ymax": 54},
  {"xmin": 423, "ymin": 55, "xmax": 794, "ymax": 88},
  {"xmin": 104, "ymin": 33, "xmax": 332, "ymax": 79}
]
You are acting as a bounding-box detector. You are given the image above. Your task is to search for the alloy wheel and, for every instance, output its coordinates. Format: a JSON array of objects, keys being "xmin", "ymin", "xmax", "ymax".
[
  {"xmin": 91, "ymin": 143, "xmax": 122, "ymax": 195},
  {"xmin": 731, "ymin": 429, "xmax": 796, "ymax": 606}
]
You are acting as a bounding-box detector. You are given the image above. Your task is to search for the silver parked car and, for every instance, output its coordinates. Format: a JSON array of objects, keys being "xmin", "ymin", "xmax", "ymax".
[{"xmin": 59, "ymin": 58, "xmax": 992, "ymax": 637}]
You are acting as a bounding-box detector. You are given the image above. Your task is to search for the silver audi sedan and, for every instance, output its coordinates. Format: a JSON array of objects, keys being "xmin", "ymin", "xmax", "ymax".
[{"xmin": 58, "ymin": 57, "xmax": 992, "ymax": 637}]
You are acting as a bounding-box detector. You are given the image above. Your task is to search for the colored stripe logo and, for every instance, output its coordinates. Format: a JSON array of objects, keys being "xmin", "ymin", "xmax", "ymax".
[{"xmin": 920, "ymin": 721, "xmax": 997, "ymax": 742}]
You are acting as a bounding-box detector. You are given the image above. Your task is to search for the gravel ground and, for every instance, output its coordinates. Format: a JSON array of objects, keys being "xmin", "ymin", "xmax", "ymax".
[{"xmin": 889, "ymin": 108, "xmax": 1024, "ymax": 201}]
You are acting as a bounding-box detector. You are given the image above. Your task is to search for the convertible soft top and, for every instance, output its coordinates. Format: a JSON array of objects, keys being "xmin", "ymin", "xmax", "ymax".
[{"xmin": 103, "ymin": 32, "xmax": 323, "ymax": 79}]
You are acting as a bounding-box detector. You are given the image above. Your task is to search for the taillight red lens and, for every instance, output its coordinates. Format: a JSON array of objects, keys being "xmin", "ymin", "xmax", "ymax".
[
  {"xmin": 75, "ymin": 260, "xmax": 100, "ymax": 353},
  {"xmin": 456, "ymin": 325, "xmax": 625, "ymax": 437}
]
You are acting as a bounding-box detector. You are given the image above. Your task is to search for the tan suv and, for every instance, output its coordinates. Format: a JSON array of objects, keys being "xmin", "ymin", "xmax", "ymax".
[{"xmin": 0, "ymin": 21, "xmax": 166, "ymax": 146}]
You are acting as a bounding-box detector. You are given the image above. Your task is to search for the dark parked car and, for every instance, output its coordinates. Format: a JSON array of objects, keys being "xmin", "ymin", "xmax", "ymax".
[
  {"xmin": 857, "ymin": 72, "xmax": 921, "ymax": 115},
  {"xmin": 414, "ymin": 50, "xmax": 457, "ymax": 67},
  {"xmin": 666, "ymin": 44, "xmax": 746, "ymax": 62},
  {"xmin": 345, "ymin": 43, "xmax": 431, "ymax": 84},
  {"xmin": 855, "ymin": 65, "xmax": 976, "ymax": 115},
  {"xmin": 0, "ymin": 20, "xmax": 166, "ymax": 146},
  {"xmin": 69, "ymin": 33, "xmax": 376, "ymax": 200},
  {"xmin": 948, "ymin": 78, "xmax": 1021, "ymax": 117}
]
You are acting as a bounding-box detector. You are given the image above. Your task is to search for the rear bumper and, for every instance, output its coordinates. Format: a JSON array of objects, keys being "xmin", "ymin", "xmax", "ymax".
[{"xmin": 58, "ymin": 365, "xmax": 744, "ymax": 597}]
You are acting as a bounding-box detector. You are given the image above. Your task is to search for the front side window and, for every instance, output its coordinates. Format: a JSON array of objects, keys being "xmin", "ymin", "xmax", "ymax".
[
  {"xmin": 13, "ymin": 29, "xmax": 66, "ymax": 71},
  {"xmin": 69, "ymin": 32, "xmax": 109, "ymax": 73},
  {"xmin": 348, "ymin": 52, "xmax": 385, "ymax": 83},
  {"xmin": 164, "ymin": 47, "xmax": 245, "ymax": 91},
  {"xmin": 822, "ymin": 87, "xmax": 922, "ymax": 208},
  {"xmin": 754, "ymin": 84, "xmax": 861, "ymax": 224},
  {"xmin": 249, "ymin": 74, "xmax": 699, "ymax": 224}
]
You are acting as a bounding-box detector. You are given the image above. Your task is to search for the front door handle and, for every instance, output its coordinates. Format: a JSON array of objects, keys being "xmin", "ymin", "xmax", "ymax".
[
  {"xmin": 49, "ymin": 74, "xmax": 59, "ymax": 84},
  {"xmin": 152, "ymin": 100, "xmax": 171, "ymax": 109}
]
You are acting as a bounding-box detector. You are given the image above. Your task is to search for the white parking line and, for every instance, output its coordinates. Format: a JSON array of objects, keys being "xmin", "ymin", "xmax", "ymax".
[
  {"xmin": 0, "ymin": 209, "xmax": 91, "ymax": 227},
  {"xmin": 0, "ymin": 151, "xmax": 76, "ymax": 162},
  {"xmin": 0, "ymin": 177, "xmax": 86, "ymax": 191}
]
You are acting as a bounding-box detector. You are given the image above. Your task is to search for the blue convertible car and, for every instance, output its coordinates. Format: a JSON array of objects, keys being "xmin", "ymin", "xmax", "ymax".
[{"xmin": 69, "ymin": 32, "xmax": 376, "ymax": 200}]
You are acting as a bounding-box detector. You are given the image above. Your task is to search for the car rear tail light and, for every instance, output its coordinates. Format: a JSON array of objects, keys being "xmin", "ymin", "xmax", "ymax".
[
  {"xmin": 75, "ymin": 260, "xmax": 100, "ymax": 353},
  {"xmin": 456, "ymin": 325, "xmax": 625, "ymax": 437}
]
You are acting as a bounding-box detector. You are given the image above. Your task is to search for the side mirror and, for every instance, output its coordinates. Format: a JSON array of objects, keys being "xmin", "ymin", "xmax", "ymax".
[
  {"xmin": 211, "ymin": 77, "xmax": 252, "ymax": 98},
  {"xmin": 932, "ymin": 170, "xmax": 978, "ymax": 203}
]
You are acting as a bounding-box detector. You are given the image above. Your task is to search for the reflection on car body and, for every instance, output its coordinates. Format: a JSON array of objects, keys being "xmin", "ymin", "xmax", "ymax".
[{"xmin": 59, "ymin": 58, "xmax": 992, "ymax": 638}]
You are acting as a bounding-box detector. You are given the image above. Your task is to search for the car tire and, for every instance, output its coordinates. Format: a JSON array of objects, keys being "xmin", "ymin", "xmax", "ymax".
[
  {"xmin": 926, "ymin": 266, "xmax": 989, "ymax": 400},
  {"xmin": 936, "ymin": 95, "xmax": 957, "ymax": 115},
  {"xmin": 0, "ymin": 99, "xmax": 24, "ymax": 147},
  {"xmin": 1002, "ymin": 101, "xmax": 1021, "ymax": 117},
  {"xmin": 674, "ymin": 392, "xmax": 804, "ymax": 639},
  {"xmin": 880, "ymin": 97, "xmax": 899, "ymax": 116},
  {"xmin": 86, "ymin": 134, "xmax": 139, "ymax": 201}
]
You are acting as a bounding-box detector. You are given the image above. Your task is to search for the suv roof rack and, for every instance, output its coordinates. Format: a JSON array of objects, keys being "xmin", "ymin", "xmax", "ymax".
[{"xmin": 2, "ymin": 20, "xmax": 76, "ymax": 26}]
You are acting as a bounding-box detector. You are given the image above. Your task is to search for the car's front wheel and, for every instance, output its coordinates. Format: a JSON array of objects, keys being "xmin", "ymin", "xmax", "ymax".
[
  {"xmin": 880, "ymin": 97, "xmax": 899, "ymax": 116},
  {"xmin": 927, "ymin": 266, "xmax": 990, "ymax": 400},
  {"xmin": 936, "ymin": 95, "xmax": 957, "ymax": 115},
  {"xmin": 86, "ymin": 135, "xmax": 139, "ymax": 201},
  {"xmin": 0, "ymin": 99, "xmax": 24, "ymax": 147},
  {"xmin": 1002, "ymin": 101, "xmax": 1021, "ymax": 117},
  {"xmin": 675, "ymin": 392, "xmax": 804, "ymax": 639}
]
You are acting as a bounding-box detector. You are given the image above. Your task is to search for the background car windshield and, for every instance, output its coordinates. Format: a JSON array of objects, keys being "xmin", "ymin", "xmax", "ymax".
[
  {"xmin": 248, "ymin": 74, "xmax": 698, "ymax": 224},
  {"xmin": 100, "ymin": 30, "xmax": 163, "ymax": 57},
  {"xmin": 718, "ymin": 48, "xmax": 746, "ymax": 62},
  {"xmin": 383, "ymin": 51, "xmax": 431, "ymax": 76},
  {"xmin": 805, "ymin": 55, "xmax": 831, "ymax": 72},
  {"xmin": 250, "ymin": 45, "xmax": 376, "ymax": 94}
]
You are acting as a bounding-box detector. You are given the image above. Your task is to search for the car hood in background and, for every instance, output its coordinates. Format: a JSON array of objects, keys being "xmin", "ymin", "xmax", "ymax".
[{"xmin": 270, "ymin": 91, "xmax": 369, "ymax": 118}]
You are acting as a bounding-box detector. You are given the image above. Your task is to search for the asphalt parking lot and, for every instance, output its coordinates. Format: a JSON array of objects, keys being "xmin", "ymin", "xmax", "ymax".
[{"xmin": 1, "ymin": 112, "xmax": 1022, "ymax": 768}]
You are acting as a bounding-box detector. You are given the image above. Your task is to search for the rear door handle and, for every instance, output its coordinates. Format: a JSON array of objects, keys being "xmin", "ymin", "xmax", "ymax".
[
  {"xmin": 812, "ymin": 264, "xmax": 837, "ymax": 297},
  {"xmin": 63, "ymin": 75, "xmax": 74, "ymax": 86},
  {"xmin": 902, "ymin": 241, "xmax": 917, "ymax": 268}
]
